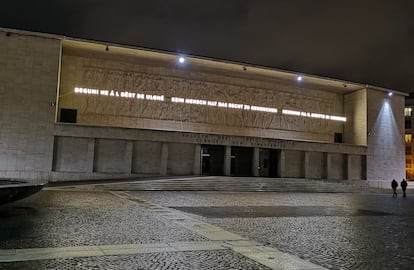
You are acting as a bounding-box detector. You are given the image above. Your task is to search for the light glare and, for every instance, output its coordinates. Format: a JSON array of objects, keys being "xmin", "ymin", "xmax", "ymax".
[{"xmin": 179, "ymin": 57, "xmax": 185, "ymax": 63}]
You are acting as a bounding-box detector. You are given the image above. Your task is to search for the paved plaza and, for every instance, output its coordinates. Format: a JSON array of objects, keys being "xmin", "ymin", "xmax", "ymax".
[{"xmin": 0, "ymin": 178, "xmax": 413, "ymax": 269}]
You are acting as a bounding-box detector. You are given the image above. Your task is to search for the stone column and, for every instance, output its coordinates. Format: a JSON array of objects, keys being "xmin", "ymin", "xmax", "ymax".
[
  {"xmin": 304, "ymin": 151, "xmax": 310, "ymax": 179},
  {"xmin": 326, "ymin": 152, "xmax": 332, "ymax": 179},
  {"xmin": 224, "ymin": 145, "xmax": 232, "ymax": 176},
  {"xmin": 279, "ymin": 149, "xmax": 286, "ymax": 177},
  {"xmin": 160, "ymin": 143, "xmax": 168, "ymax": 176},
  {"xmin": 345, "ymin": 154, "xmax": 351, "ymax": 180},
  {"xmin": 88, "ymin": 138, "xmax": 95, "ymax": 173},
  {"xmin": 193, "ymin": 144, "xmax": 201, "ymax": 175},
  {"xmin": 252, "ymin": 147, "xmax": 260, "ymax": 177},
  {"xmin": 125, "ymin": 141, "xmax": 133, "ymax": 173}
]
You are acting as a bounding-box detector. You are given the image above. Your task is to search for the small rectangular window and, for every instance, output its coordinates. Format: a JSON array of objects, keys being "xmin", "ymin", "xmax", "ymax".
[
  {"xmin": 405, "ymin": 134, "xmax": 412, "ymax": 143},
  {"xmin": 60, "ymin": 108, "xmax": 77, "ymax": 123},
  {"xmin": 334, "ymin": 133, "xmax": 343, "ymax": 143},
  {"xmin": 406, "ymin": 119, "xmax": 412, "ymax": 129},
  {"xmin": 405, "ymin": 108, "xmax": 412, "ymax": 117}
]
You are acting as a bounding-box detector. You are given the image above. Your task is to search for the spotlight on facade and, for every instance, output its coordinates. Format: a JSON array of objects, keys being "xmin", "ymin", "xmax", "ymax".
[
  {"xmin": 388, "ymin": 92, "xmax": 393, "ymax": 97},
  {"xmin": 178, "ymin": 57, "xmax": 185, "ymax": 64},
  {"xmin": 297, "ymin": 76, "xmax": 303, "ymax": 82}
]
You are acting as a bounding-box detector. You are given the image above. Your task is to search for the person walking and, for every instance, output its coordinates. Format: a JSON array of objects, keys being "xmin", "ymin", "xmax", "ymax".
[
  {"xmin": 391, "ymin": 179, "xmax": 398, "ymax": 198},
  {"xmin": 401, "ymin": 178, "xmax": 408, "ymax": 198}
]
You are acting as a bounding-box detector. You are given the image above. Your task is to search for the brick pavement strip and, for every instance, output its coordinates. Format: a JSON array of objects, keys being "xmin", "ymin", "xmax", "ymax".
[
  {"xmin": 1, "ymin": 250, "xmax": 273, "ymax": 270},
  {"xmin": 0, "ymin": 241, "xmax": 225, "ymax": 262}
]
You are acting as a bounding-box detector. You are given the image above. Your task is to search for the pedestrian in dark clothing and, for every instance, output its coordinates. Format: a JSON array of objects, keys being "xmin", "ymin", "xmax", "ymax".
[
  {"xmin": 391, "ymin": 179, "xmax": 398, "ymax": 198},
  {"xmin": 401, "ymin": 179, "xmax": 408, "ymax": 198}
]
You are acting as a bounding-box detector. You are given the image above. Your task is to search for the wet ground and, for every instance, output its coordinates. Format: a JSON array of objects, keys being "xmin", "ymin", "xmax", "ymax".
[{"xmin": 0, "ymin": 184, "xmax": 413, "ymax": 269}]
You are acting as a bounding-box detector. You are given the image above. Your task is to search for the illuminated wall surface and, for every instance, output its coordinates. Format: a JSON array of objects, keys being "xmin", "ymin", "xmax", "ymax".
[{"xmin": 58, "ymin": 47, "xmax": 346, "ymax": 143}]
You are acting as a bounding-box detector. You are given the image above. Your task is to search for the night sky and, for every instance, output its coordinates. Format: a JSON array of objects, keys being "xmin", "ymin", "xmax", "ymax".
[{"xmin": 1, "ymin": 0, "xmax": 413, "ymax": 92}]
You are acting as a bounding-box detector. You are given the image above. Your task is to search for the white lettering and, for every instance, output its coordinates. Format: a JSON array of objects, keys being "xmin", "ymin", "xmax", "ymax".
[
  {"xmin": 228, "ymin": 103, "xmax": 244, "ymax": 109},
  {"xmin": 185, "ymin": 99, "xmax": 207, "ymax": 105},
  {"xmin": 172, "ymin": 97, "xmax": 185, "ymax": 103},
  {"xmin": 146, "ymin": 94, "xmax": 164, "ymax": 101},
  {"xmin": 283, "ymin": 109, "xmax": 346, "ymax": 122},
  {"xmin": 121, "ymin": 91, "xmax": 136, "ymax": 98},
  {"xmin": 73, "ymin": 86, "xmax": 346, "ymax": 122}
]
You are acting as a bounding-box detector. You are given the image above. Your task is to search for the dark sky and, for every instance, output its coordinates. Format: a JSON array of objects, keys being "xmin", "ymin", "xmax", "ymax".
[{"xmin": 1, "ymin": 0, "xmax": 414, "ymax": 92}]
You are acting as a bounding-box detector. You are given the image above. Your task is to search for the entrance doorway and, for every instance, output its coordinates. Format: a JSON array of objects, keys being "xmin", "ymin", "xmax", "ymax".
[
  {"xmin": 201, "ymin": 145, "xmax": 224, "ymax": 176},
  {"xmin": 259, "ymin": 148, "xmax": 280, "ymax": 177},
  {"xmin": 231, "ymin": 146, "xmax": 253, "ymax": 176}
]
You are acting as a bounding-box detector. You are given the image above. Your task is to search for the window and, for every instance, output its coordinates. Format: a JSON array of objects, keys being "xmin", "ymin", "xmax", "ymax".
[
  {"xmin": 405, "ymin": 134, "xmax": 412, "ymax": 143},
  {"xmin": 406, "ymin": 145, "xmax": 412, "ymax": 155},
  {"xmin": 334, "ymin": 133, "xmax": 343, "ymax": 143},
  {"xmin": 60, "ymin": 108, "xmax": 77, "ymax": 123},
  {"xmin": 405, "ymin": 107, "xmax": 412, "ymax": 117},
  {"xmin": 406, "ymin": 119, "xmax": 412, "ymax": 129}
]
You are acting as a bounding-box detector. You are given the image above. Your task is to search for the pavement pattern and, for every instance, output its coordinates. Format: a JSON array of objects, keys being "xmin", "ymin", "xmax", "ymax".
[{"xmin": 0, "ymin": 181, "xmax": 413, "ymax": 269}]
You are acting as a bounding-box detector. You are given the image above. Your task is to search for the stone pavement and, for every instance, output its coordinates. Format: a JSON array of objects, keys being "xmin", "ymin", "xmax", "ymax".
[{"xmin": 1, "ymin": 178, "xmax": 413, "ymax": 269}]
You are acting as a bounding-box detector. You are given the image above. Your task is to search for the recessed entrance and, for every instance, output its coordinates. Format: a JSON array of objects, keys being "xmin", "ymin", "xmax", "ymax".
[
  {"xmin": 259, "ymin": 148, "xmax": 280, "ymax": 177},
  {"xmin": 201, "ymin": 145, "xmax": 224, "ymax": 176},
  {"xmin": 231, "ymin": 146, "xmax": 253, "ymax": 176}
]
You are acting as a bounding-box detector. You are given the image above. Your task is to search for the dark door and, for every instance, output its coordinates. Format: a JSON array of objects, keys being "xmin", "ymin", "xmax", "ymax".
[
  {"xmin": 231, "ymin": 146, "xmax": 253, "ymax": 176},
  {"xmin": 201, "ymin": 145, "xmax": 224, "ymax": 176},
  {"xmin": 259, "ymin": 148, "xmax": 279, "ymax": 177}
]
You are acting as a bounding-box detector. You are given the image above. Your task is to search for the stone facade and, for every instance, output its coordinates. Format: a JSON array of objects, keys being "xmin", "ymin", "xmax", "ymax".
[
  {"xmin": 0, "ymin": 29, "xmax": 61, "ymax": 179},
  {"xmin": 0, "ymin": 28, "xmax": 406, "ymax": 186}
]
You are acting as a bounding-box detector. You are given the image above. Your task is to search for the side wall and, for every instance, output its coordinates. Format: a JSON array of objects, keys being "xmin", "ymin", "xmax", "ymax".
[
  {"xmin": 0, "ymin": 30, "xmax": 61, "ymax": 180},
  {"xmin": 366, "ymin": 89, "xmax": 405, "ymax": 186}
]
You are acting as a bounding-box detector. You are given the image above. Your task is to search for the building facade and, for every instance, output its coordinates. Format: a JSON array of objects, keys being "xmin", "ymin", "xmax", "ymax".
[
  {"xmin": 0, "ymin": 28, "xmax": 406, "ymax": 187},
  {"xmin": 405, "ymin": 94, "xmax": 414, "ymax": 180}
]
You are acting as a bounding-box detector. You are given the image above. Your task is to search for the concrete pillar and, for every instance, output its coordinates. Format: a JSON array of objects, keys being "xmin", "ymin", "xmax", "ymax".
[
  {"xmin": 252, "ymin": 147, "xmax": 260, "ymax": 177},
  {"xmin": 125, "ymin": 141, "xmax": 133, "ymax": 173},
  {"xmin": 193, "ymin": 144, "xmax": 201, "ymax": 175},
  {"xmin": 346, "ymin": 154, "xmax": 351, "ymax": 180},
  {"xmin": 160, "ymin": 143, "xmax": 168, "ymax": 176},
  {"xmin": 326, "ymin": 153, "xmax": 332, "ymax": 179},
  {"xmin": 279, "ymin": 150, "xmax": 286, "ymax": 177},
  {"xmin": 224, "ymin": 145, "xmax": 232, "ymax": 176},
  {"xmin": 87, "ymin": 138, "xmax": 95, "ymax": 173},
  {"xmin": 304, "ymin": 151, "xmax": 310, "ymax": 178}
]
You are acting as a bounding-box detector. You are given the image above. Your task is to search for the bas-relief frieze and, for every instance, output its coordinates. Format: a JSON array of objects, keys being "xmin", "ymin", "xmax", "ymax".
[{"xmin": 60, "ymin": 56, "xmax": 343, "ymax": 135}]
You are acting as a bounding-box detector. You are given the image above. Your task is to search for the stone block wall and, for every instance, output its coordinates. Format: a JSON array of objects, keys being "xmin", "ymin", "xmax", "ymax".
[
  {"xmin": 305, "ymin": 152, "xmax": 326, "ymax": 179},
  {"xmin": 0, "ymin": 30, "xmax": 60, "ymax": 178},
  {"xmin": 93, "ymin": 139, "xmax": 132, "ymax": 173},
  {"xmin": 366, "ymin": 89, "xmax": 405, "ymax": 185},
  {"xmin": 327, "ymin": 153, "xmax": 346, "ymax": 179},
  {"xmin": 52, "ymin": 136, "xmax": 93, "ymax": 172},
  {"xmin": 167, "ymin": 143, "xmax": 196, "ymax": 175},
  {"xmin": 132, "ymin": 141, "xmax": 162, "ymax": 174},
  {"xmin": 281, "ymin": 150, "xmax": 305, "ymax": 178}
]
